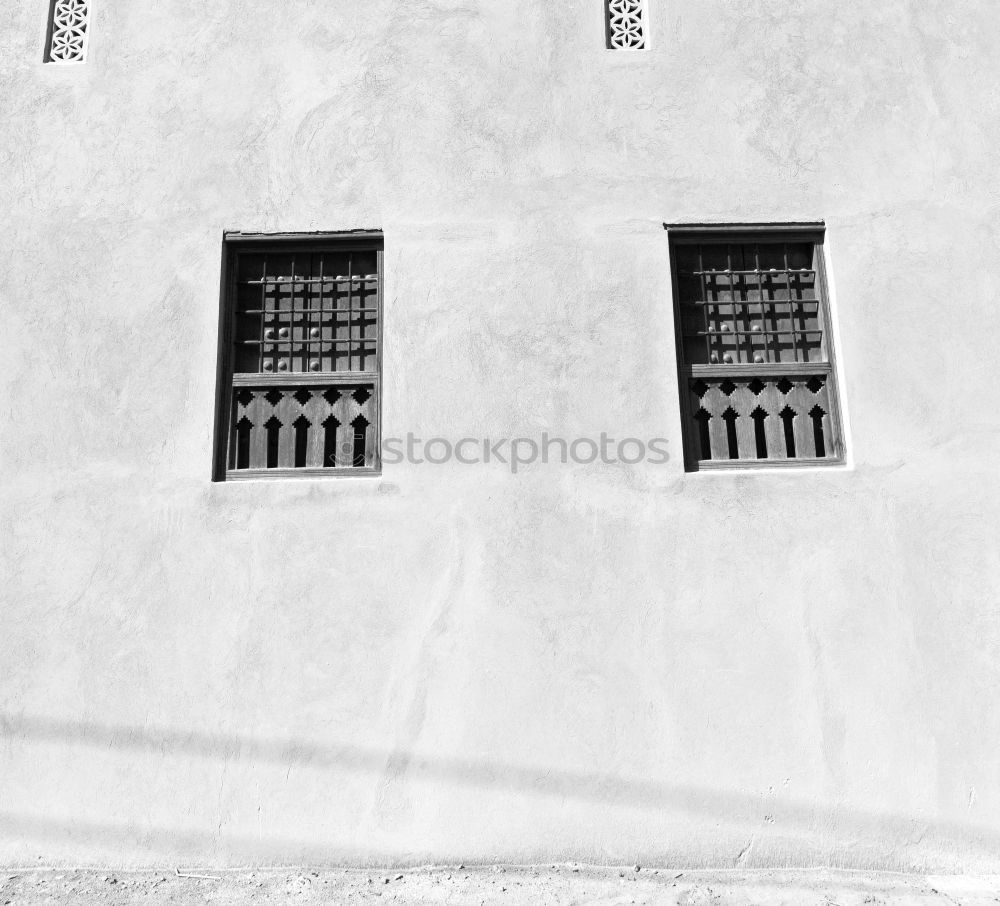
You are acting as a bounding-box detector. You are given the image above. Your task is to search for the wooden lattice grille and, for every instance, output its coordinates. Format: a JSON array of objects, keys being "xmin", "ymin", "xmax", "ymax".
[
  {"xmin": 670, "ymin": 230, "xmax": 845, "ymax": 470},
  {"xmin": 215, "ymin": 236, "xmax": 382, "ymax": 479}
]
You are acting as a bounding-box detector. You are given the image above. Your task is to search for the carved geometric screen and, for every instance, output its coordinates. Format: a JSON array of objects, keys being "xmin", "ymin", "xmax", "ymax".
[
  {"xmin": 45, "ymin": 0, "xmax": 90, "ymax": 63},
  {"xmin": 213, "ymin": 232, "xmax": 383, "ymax": 480},
  {"xmin": 669, "ymin": 226, "xmax": 846, "ymax": 470},
  {"xmin": 605, "ymin": 0, "xmax": 647, "ymax": 49}
]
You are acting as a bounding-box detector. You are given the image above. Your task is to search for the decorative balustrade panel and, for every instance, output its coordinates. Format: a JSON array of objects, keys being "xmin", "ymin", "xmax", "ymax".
[
  {"xmin": 229, "ymin": 383, "xmax": 377, "ymax": 472},
  {"xmin": 689, "ymin": 373, "xmax": 837, "ymax": 463},
  {"xmin": 46, "ymin": 0, "xmax": 90, "ymax": 63}
]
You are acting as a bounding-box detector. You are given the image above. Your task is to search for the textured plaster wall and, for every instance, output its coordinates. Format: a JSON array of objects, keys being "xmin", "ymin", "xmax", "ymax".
[{"xmin": 1, "ymin": 0, "xmax": 999, "ymax": 872}]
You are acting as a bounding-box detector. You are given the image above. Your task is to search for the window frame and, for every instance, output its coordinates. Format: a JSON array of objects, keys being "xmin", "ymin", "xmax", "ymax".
[
  {"xmin": 211, "ymin": 230, "xmax": 384, "ymax": 482},
  {"xmin": 666, "ymin": 223, "xmax": 847, "ymax": 472}
]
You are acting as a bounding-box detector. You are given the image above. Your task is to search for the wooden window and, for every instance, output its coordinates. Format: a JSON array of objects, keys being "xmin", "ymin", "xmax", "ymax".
[
  {"xmin": 668, "ymin": 224, "xmax": 846, "ymax": 471},
  {"xmin": 212, "ymin": 231, "xmax": 383, "ymax": 481}
]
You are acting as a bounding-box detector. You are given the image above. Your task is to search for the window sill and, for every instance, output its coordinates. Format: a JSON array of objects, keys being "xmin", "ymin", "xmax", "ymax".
[
  {"xmin": 688, "ymin": 457, "xmax": 848, "ymax": 474},
  {"xmin": 222, "ymin": 468, "xmax": 381, "ymax": 482}
]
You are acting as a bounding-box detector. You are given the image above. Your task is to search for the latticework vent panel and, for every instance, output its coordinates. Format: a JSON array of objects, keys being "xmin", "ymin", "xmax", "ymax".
[
  {"xmin": 606, "ymin": 0, "xmax": 646, "ymax": 49},
  {"xmin": 46, "ymin": 0, "xmax": 89, "ymax": 63}
]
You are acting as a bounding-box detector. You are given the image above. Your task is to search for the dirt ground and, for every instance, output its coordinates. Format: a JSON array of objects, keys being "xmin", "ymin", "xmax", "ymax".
[{"xmin": 1, "ymin": 866, "xmax": 999, "ymax": 905}]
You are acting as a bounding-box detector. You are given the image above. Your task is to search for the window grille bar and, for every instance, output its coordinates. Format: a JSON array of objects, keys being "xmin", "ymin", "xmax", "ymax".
[
  {"xmin": 257, "ymin": 256, "xmax": 268, "ymax": 373},
  {"xmin": 691, "ymin": 329, "xmax": 822, "ymax": 337},
  {"xmin": 241, "ymin": 276, "xmax": 379, "ymax": 285},
  {"xmin": 309, "ymin": 252, "xmax": 322, "ymax": 374},
  {"xmin": 679, "ymin": 300, "xmax": 819, "ymax": 308},
  {"xmin": 691, "ymin": 269, "xmax": 815, "ymax": 277},
  {"xmin": 347, "ymin": 253, "xmax": 354, "ymax": 372},
  {"xmin": 287, "ymin": 252, "xmax": 297, "ymax": 379},
  {"xmin": 698, "ymin": 246, "xmax": 710, "ymax": 364},
  {"xmin": 784, "ymin": 244, "xmax": 800, "ymax": 363},
  {"xmin": 319, "ymin": 253, "xmax": 328, "ymax": 369},
  {"xmin": 237, "ymin": 307, "xmax": 379, "ymax": 315},
  {"xmin": 728, "ymin": 245, "xmax": 745, "ymax": 364},
  {"xmin": 755, "ymin": 244, "xmax": 773, "ymax": 364},
  {"xmin": 238, "ymin": 340, "xmax": 378, "ymax": 347}
]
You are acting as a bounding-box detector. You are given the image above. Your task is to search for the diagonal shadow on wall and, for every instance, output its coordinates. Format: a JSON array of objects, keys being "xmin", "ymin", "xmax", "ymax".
[{"xmin": 2, "ymin": 712, "xmax": 999, "ymax": 866}]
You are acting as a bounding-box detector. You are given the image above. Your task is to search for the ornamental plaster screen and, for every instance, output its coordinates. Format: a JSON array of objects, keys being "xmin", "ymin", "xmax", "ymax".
[
  {"xmin": 605, "ymin": 0, "xmax": 647, "ymax": 49},
  {"xmin": 45, "ymin": 0, "xmax": 90, "ymax": 63}
]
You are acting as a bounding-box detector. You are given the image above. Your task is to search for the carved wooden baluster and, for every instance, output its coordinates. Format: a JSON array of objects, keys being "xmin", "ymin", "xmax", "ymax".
[
  {"xmin": 248, "ymin": 391, "xmax": 269, "ymax": 469},
  {"xmin": 339, "ymin": 387, "xmax": 375, "ymax": 468},
  {"xmin": 692, "ymin": 410, "xmax": 711, "ymax": 461},
  {"xmin": 689, "ymin": 382, "xmax": 709, "ymax": 460},
  {"xmin": 276, "ymin": 391, "xmax": 298, "ymax": 468},
  {"xmin": 727, "ymin": 382, "xmax": 758, "ymax": 460},
  {"xmin": 323, "ymin": 388, "xmax": 347, "ymax": 467},
  {"xmin": 301, "ymin": 392, "xmax": 326, "ymax": 467},
  {"xmin": 287, "ymin": 389, "xmax": 309, "ymax": 468},
  {"xmin": 699, "ymin": 382, "xmax": 730, "ymax": 461},
  {"xmin": 230, "ymin": 390, "xmax": 251, "ymax": 470},
  {"xmin": 808, "ymin": 377, "xmax": 834, "ymax": 459},
  {"xmin": 354, "ymin": 388, "xmax": 376, "ymax": 468},
  {"xmin": 757, "ymin": 379, "xmax": 786, "ymax": 460},
  {"xmin": 258, "ymin": 390, "xmax": 282, "ymax": 468},
  {"xmin": 338, "ymin": 388, "xmax": 362, "ymax": 467},
  {"xmin": 786, "ymin": 380, "xmax": 817, "ymax": 458}
]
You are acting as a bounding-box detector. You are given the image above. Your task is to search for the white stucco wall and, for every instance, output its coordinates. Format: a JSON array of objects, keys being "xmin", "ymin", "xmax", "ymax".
[{"xmin": 2, "ymin": 0, "xmax": 999, "ymax": 872}]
